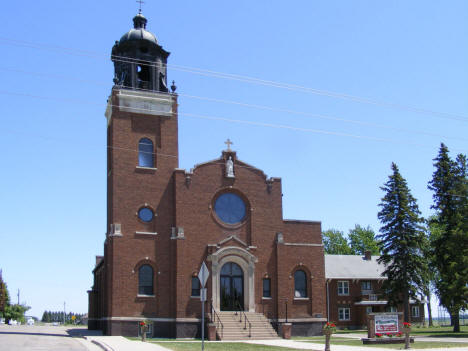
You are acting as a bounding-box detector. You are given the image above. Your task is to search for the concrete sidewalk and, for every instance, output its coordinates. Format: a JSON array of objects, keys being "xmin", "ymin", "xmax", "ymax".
[
  {"xmin": 82, "ymin": 335, "xmax": 468, "ymax": 351},
  {"xmin": 84, "ymin": 336, "xmax": 172, "ymax": 351}
]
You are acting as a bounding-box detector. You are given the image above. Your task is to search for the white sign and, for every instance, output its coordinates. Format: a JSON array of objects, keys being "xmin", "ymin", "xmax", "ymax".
[
  {"xmin": 200, "ymin": 288, "xmax": 207, "ymax": 302},
  {"xmin": 375, "ymin": 314, "xmax": 399, "ymax": 333},
  {"xmin": 198, "ymin": 262, "xmax": 209, "ymax": 288}
]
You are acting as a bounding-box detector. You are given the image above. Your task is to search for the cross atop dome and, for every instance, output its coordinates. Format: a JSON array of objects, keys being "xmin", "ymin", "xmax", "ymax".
[
  {"xmin": 136, "ymin": 0, "xmax": 145, "ymax": 14},
  {"xmin": 224, "ymin": 138, "xmax": 233, "ymax": 151}
]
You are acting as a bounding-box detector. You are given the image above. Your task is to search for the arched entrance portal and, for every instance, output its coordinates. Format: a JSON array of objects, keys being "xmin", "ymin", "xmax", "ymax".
[
  {"xmin": 207, "ymin": 246, "xmax": 257, "ymax": 312},
  {"xmin": 220, "ymin": 262, "xmax": 244, "ymax": 311}
]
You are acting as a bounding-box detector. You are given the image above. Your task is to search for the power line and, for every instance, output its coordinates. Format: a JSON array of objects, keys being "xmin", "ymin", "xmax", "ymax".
[
  {"xmin": 0, "ymin": 66, "xmax": 466, "ymax": 143},
  {"xmin": 0, "ymin": 36, "xmax": 466, "ymax": 122},
  {"xmin": 2, "ymin": 89, "xmax": 466, "ymax": 152},
  {"xmin": 3, "ymin": 125, "xmax": 467, "ymax": 199}
]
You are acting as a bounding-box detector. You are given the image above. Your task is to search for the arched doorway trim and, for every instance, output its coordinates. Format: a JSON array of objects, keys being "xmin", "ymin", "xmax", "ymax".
[{"xmin": 207, "ymin": 246, "xmax": 257, "ymax": 312}]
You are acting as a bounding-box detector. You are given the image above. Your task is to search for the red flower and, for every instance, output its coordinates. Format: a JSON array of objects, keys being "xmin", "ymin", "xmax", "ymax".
[
  {"xmin": 376, "ymin": 333, "xmax": 383, "ymax": 338},
  {"xmin": 403, "ymin": 322, "xmax": 411, "ymax": 327},
  {"xmin": 140, "ymin": 322, "xmax": 145, "ymax": 326},
  {"xmin": 331, "ymin": 323, "xmax": 336, "ymax": 327}
]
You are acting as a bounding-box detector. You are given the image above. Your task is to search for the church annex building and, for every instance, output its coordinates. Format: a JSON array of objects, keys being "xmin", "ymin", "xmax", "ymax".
[{"xmin": 88, "ymin": 12, "xmax": 326, "ymax": 338}]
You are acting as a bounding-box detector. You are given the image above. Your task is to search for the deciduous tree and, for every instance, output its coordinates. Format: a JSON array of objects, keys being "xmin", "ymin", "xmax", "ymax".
[
  {"xmin": 322, "ymin": 229, "xmax": 352, "ymax": 254},
  {"xmin": 348, "ymin": 224, "xmax": 380, "ymax": 255}
]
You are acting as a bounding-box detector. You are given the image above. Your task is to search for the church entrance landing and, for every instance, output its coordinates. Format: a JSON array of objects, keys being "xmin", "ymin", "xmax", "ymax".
[{"xmin": 220, "ymin": 262, "xmax": 244, "ymax": 311}]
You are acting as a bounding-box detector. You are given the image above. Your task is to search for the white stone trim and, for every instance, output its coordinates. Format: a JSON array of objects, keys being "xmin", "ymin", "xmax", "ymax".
[
  {"xmin": 117, "ymin": 90, "xmax": 174, "ymax": 117},
  {"xmin": 284, "ymin": 243, "xmax": 323, "ymax": 247},
  {"xmin": 275, "ymin": 318, "xmax": 327, "ymax": 322},
  {"xmin": 136, "ymin": 294, "xmax": 155, "ymax": 298},
  {"xmin": 135, "ymin": 231, "xmax": 158, "ymax": 236},
  {"xmin": 136, "ymin": 166, "xmax": 157, "ymax": 171},
  {"xmin": 101, "ymin": 317, "xmax": 175, "ymax": 322},
  {"xmin": 99, "ymin": 316, "xmax": 204, "ymax": 323},
  {"xmin": 207, "ymin": 246, "xmax": 258, "ymax": 312},
  {"xmin": 217, "ymin": 235, "xmax": 248, "ymax": 247}
]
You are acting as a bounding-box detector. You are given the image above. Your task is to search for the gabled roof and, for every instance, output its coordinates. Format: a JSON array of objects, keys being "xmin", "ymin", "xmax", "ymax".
[{"xmin": 325, "ymin": 254, "xmax": 386, "ymax": 280}]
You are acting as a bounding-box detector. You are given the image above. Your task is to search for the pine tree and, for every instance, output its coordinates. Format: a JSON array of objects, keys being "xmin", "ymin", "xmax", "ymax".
[
  {"xmin": 0, "ymin": 270, "xmax": 8, "ymax": 315},
  {"xmin": 377, "ymin": 162, "xmax": 427, "ymax": 322},
  {"xmin": 428, "ymin": 144, "xmax": 468, "ymax": 332}
]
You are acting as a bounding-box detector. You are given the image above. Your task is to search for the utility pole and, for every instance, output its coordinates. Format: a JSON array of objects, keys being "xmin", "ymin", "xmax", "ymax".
[
  {"xmin": 63, "ymin": 302, "xmax": 66, "ymax": 325},
  {"xmin": 17, "ymin": 289, "xmax": 20, "ymax": 305}
]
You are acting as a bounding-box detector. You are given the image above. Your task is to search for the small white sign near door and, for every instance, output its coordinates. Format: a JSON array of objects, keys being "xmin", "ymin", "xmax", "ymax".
[{"xmin": 198, "ymin": 261, "xmax": 209, "ymax": 288}]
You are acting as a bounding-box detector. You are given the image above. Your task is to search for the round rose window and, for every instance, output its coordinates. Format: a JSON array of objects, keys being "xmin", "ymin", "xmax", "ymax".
[
  {"xmin": 138, "ymin": 207, "xmax": 154, "ymax": 222},
  {"xmin": 214, "ymin": 193, "xmax": 246, "ymax": 225}
]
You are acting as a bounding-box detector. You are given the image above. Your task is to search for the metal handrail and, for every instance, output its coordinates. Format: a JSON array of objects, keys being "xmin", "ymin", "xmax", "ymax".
[
  {"xmin": 234, "ymin": 301, "xmax": 251, "ymax": 337},
  {"xmin": 210, "ymin": 300, "xmax": 224, "ymax": 338}
]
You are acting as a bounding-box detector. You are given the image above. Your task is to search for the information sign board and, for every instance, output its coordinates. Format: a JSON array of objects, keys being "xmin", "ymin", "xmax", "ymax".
[{"xmin": 375, "ymin": 314, "xmax": 399, "ymax": 333}]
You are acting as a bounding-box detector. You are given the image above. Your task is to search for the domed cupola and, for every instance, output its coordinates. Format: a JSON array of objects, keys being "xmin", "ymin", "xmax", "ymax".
[{"xmin": 111, "ymin": 12, "xmax": 170, "ymax": 92}]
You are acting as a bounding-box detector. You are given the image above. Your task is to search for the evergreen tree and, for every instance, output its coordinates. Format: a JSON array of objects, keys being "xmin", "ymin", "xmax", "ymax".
[
  {"xmin": 377, "ymin": 162, "xmax": 427, "ymax": 322},
  {"xmin": 348, "ymin": 224, "xmax": 380, "ymax": 255},
  {"xmin": 0, "ymin": 270, "xmax": 9, "ymax": 316},
  {"xmin": 322, "ymin": 229, "xmax": 352, "ymax": 254},
  {"xmin": 428, "ymin": 144, "xmax": 468, "ymax": 332}
]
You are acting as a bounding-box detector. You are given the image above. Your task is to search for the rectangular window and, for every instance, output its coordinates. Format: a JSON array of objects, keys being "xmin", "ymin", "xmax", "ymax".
[
  {"xmin": 361, "ymin": 281, "xmax": 372, "ymax": 292},
  {"xmin": 411, "ymin": 306, "xmax": 420, "ymax": 318},
  {"xmin": 338, "ymin": 307, "xmax": 350, "ymax": 321},
  {"xmin": 386, "ymin": 306, "xmax": 398, "ymax": 312},
  {"xmin": 366, "ymin": 306, "xmax": 373, "ymax": 314},
  {"xmin": 263, "ymin": 278, "xmax": 271, "ymax": 298},
  {"xmin": 338, "ymin": 281, "xmax": 349, "ymax": 295},
  {"xmin": 191, "ymin": 277, "xmax": 200, "ymax": 297}
]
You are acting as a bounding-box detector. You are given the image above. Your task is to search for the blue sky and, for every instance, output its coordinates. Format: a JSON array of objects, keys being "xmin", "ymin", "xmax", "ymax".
[{"xmin": 0, "ymin": 1, "xmax": 467, "ymax": 318}]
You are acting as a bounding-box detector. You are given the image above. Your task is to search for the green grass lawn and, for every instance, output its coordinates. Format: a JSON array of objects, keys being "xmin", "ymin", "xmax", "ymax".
[
  {"xmin": 410, "ymin": 325, "xmax": 468, "ymax": 337},
  {"xmin": 297, "ymin": 336, "xmax": 468, "ymax": 349},
  {"xmin": 126, "ymin": 325, "xmax": 468, "ymax": 351}
]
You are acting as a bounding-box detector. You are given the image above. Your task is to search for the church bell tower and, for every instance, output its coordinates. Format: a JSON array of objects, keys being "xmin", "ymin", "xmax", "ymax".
[
  {"xmin": 89, "ymin": 12, "xmax": 179, "ymax": 335},
  {"xmin": 111, "ymin": 12, "xmax": 170, "ymax": 92}
]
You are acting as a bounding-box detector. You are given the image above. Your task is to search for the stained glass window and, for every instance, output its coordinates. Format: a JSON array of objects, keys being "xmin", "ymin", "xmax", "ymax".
[
  {"xmin": 138, "ymin": 265, "xmax": 153, "ymax": 295},
  {"xmin": 294, "ymin": 270, "xmax": 307, "ymax": 298},
  {"xmin": 138, "ymin": 138, "xmax": 154, "ymax": 168},
  {"xmin": 214, "ymin": 193, "xmax": 246, "ymax": 224},
  {"xmin": 138, "ymin": 207, "xmax": 154, "ymax": 222}
]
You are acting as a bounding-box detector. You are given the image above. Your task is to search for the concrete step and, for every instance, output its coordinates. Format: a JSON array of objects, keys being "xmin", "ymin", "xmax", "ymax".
[{"xmin": 214, "ymin": 311, "xmax": 280, "ymax": 340}]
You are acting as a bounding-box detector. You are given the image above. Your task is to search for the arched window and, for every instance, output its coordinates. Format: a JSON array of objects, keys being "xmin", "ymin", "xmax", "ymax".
[
  {"xmin": 294, "ymin": 270, "xmax": 307, "ymax": 298},
  {"xmin": 138, "ymin": 138, "xmax": 154, "ymax": 168},
  {"xmin": 191, "ymin": 277, "xmax": 200, "ymax": 297},
  {"xmin": 138, "ymin": 265, "xmax": 154, "ymax": 295}
]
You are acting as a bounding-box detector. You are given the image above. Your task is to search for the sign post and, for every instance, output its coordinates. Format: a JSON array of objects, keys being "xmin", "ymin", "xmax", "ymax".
[{"xmin": 198, "ymin": 262, "xmax": 209, "ymax": 351}]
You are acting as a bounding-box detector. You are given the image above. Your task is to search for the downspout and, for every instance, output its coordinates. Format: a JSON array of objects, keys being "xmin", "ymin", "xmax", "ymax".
[{"xmin": 326, "ymin": 280, "xmax": 330, "ymax": 322}]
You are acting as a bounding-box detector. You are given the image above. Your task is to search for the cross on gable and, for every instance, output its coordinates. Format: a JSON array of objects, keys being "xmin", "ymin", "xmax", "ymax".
[
  {"xmin": 224, "ymin": 139, "xmax": 233, "ymax": 151},
  {"xmin": 136, "ymin": 0, "xmax": 145, "ymax": 13}
]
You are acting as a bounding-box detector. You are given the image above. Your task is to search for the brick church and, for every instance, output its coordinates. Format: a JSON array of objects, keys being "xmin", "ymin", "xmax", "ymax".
[{"xmin": 88, "ymin": 12, "xmax": 328, "ymax": 338}]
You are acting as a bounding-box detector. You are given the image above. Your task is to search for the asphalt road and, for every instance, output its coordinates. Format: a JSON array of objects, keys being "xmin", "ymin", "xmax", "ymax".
[{"xmin": 0, "ymin": 325, "xmax": 102, "ymax": 351}]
